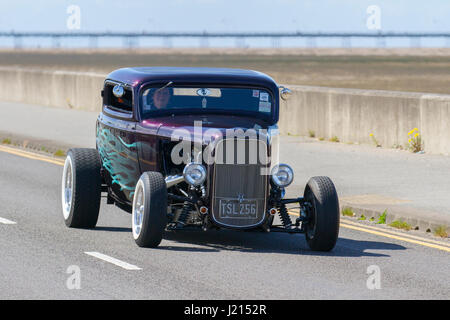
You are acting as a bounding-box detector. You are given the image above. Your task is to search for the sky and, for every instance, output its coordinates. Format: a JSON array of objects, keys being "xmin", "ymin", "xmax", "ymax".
[{"xmin": 1, "ymin": 0, "xmax": 450, "ymax": 47}]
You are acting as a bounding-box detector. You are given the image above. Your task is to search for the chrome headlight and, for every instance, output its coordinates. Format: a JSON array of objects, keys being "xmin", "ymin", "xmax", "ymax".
[
  {"xmin": 183, "ymin": 163, "xmax": 207, "ymax": 186},
  {"xmin": 271, "ymin": 164, "xmax": 294, "ymax": 188}
]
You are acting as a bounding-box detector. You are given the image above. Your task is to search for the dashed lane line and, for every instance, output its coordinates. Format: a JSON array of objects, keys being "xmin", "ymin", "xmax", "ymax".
[
  {"xmin": 85, "ymin": 252, "xmax": 142, "ymax": 271},
  {"xmin": 0, "ymin": 217, "xmax": 17, "ymax": 225}
]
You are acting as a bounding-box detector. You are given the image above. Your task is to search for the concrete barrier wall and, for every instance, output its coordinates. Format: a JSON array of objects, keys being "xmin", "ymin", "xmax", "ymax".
[
  {"xmin": 1, "ymin": 67, "xmax": 449, "ymax": 155},
  {"xmin": 0, "ymin": 67, "xmax": 104, "ymax": 112},
  {"xmin": 278, "ymin": 85, "xmax": 450, "ymax": 155}
]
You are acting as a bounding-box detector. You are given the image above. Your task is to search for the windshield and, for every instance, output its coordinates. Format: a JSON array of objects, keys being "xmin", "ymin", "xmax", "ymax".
[{"xmin": 140, "ymin": 85, "xmax": 274, "ymax": 120}]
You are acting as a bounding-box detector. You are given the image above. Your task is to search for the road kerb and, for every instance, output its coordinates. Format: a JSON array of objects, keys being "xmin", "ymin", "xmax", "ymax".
[{"xmin": 340, "ymin": 203, "xmax": 449, "ymax": 240}]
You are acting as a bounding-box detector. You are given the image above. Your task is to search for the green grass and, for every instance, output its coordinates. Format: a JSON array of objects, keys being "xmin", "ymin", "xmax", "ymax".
[
  {"xmin": 329, "ymin": 136, "xmax": 340, "ymax": 143},
  {"xmin": 54, "ymin": 149, "xmax": 66, "ymax": 157},
  {"xmin": 358, "ymin": 215, "xmax": 366, "ymax": 221},
  {"xmin": 369, "ymin": 217, "xmax": 375, "ymax": 222},
  {"xmin": 308, "ymin": 130, "xmax": 315, "ymax": 138},
  {"xmin": 1, "ymin": 138, "xmax": 11, "ymax": 144},
  {"xmin": 433, "ymin": 226, "xmax": 448, "ymax": 238},
  {"xmin": 377, "ymin": 210, "xmax": 387, "ymax": 224},
  {"xmin": 318, "ymin": 137, "xmax": 325, "ymax": 141},
  {"xmin": 389, "ymin": 220, "xmax": 412, "ymax": 231},
  {"xmin": 341, "ymin": 207, "xmax": 354, "ymax": 217}
]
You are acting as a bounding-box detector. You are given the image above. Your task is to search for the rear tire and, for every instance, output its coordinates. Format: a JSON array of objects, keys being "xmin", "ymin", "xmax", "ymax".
[
  {"xmin": 61, "ymin": 148, "xmax": 101, "ymax": 228},
  {"xmin": 304, "ymin": 176, "xmax": 339, "ymax": 251},
  {"xmin": 132, "ymin": 172, "xmax": 168, "ymax": 248}
]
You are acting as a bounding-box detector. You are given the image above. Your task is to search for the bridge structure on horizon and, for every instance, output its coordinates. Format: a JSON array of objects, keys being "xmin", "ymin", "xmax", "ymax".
[{"xmin": 1, "ymin": 31, "xmax": 450, "ymax": 48}]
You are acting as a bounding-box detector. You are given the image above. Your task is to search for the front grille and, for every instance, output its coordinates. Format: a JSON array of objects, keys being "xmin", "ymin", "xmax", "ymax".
[{"xmin": 211, "ymin": 138, "xmax": 268, "ymax": 228}]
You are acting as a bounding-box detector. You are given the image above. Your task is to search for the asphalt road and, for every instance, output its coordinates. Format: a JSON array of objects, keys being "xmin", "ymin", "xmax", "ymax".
[{"xmin": 0, "ymin": 150, "xmax": 448, "ymax": 299}]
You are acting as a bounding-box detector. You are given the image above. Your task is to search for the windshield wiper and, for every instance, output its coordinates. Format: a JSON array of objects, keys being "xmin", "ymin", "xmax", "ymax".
[{"xmin": 156, "ymin": 81, "xmax": 173, "ymax": 92}]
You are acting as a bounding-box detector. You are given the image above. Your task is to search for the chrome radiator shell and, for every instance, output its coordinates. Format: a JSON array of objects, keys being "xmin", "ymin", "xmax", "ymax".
[{"xmin": 210, "ymin": 138, "xmax": 269, "ymax": 228}]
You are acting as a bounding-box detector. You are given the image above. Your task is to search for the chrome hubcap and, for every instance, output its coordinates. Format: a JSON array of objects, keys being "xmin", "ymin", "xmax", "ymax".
[
  {"xmin": 132, "ymin": 182, "xmax": 145, "ymax": 239},
  {"xmin": 61, "ymin": 156, "xmax": 73, "ymax": 220}
]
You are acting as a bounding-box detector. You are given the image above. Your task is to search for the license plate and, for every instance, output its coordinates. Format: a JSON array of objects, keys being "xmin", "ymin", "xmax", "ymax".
[{"xmin": 219, "ymin": 199, "xmax": 258, "ymax": 218}]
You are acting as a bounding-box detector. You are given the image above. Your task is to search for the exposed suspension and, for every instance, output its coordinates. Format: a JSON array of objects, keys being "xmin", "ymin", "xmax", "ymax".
[
  {"xmin": 278, "ymin": 203, "xmax": 292, "ymax": 228},
  {"xmin": 177, "ymin": 201, "xmax": 193, "ymax": 227}
]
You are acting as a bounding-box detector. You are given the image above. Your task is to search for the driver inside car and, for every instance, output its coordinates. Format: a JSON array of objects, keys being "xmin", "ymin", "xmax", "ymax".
[{"xmin": 151, "ymin": 87, "xmax": 172, "ymax": 110}]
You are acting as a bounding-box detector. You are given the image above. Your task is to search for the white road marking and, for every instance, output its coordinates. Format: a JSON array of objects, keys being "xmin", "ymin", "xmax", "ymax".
[
  {"xmin": 84, "ymin": 251, "xmax": 142, "ymax": 270},
  {"xmin": 0, "ymin": 217, "xmax": 17, "ymax": 224}
]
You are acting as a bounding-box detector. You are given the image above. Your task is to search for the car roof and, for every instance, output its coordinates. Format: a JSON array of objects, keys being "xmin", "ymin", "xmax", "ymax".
[{"xmin": 106, "ymin": 67, "xmax": 279, "ymax": 92}]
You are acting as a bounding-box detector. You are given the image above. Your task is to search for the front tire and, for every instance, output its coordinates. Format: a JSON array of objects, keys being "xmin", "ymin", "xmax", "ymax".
[
  {"xmin": 61, "ymin": 148, "xmax": 101, "ymax": 228},
  {"xmin": 132, "ymin": 172, "xmax": 168, "ymax": 248},
  {"xmin": 303, "ymin": 176, "xmax": 339, "ymax": 251}
]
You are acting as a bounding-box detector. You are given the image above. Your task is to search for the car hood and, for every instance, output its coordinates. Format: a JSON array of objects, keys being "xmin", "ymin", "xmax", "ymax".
[{"xmin": 141, "ymin": 114, "xmax": 272, "ymax": 144}]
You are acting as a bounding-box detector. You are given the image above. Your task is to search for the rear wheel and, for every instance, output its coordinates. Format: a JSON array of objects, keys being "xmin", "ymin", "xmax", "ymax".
[
  {"xmin": 132, "ymin": 172, "xmax": 168, "ymax": 248},
  {"xmin": 303, "ymin": 176, "xmax": 339, "ymax": 251},
  {"xmin": 61, "ymin": 148, "xmax": 101, "ymax": 228}
]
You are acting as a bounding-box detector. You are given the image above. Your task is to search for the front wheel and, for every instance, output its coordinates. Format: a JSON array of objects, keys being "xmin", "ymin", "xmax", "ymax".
[
  {"xmin": 132, "ymin": 172, "xmax": 168, "ymax": 248},
  {"xmin": 303, "ymin": 176, "xmax": 339, "ymax": 251},
  {"xmin": 61, "ymin": 148, "xmax": 101, "ymax": 228}
]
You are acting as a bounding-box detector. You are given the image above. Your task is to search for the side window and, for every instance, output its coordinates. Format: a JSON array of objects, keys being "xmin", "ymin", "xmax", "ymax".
[{"xmin": 103, "ymin": 83, "xmax": 133, "ymax": 113}]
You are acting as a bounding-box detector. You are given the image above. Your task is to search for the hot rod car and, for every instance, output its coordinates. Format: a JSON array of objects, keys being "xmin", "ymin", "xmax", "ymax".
[{"xmin": 61, "ymin": 67, "xmax": 339, "ymax": 251}]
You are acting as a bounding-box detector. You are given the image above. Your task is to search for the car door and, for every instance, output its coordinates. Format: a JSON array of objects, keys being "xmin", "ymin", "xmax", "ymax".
[{"xmin": 96, "ymin": 82, "xmax": 140, "ymax": 203}]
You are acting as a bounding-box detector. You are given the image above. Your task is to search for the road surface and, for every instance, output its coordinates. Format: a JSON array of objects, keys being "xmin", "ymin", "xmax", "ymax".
[{"xmin": 0, "ymin": 149, "xmax": 448, "ymax": 299}]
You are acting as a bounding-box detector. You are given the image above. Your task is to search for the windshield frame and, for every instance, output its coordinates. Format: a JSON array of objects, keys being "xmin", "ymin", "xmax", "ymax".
[{"xmin": 137, "ymin": 81, "xmax": 277, "ymax": 124}]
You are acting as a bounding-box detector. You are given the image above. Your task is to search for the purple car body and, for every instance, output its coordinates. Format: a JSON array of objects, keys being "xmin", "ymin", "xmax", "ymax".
[
  {"xmin": 97, "ymin": 67, "xmax": 279, "ymax": 207},
  {"xmin": 59, "ymin": 66, "xmax": 341, "ymax": 250}
]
